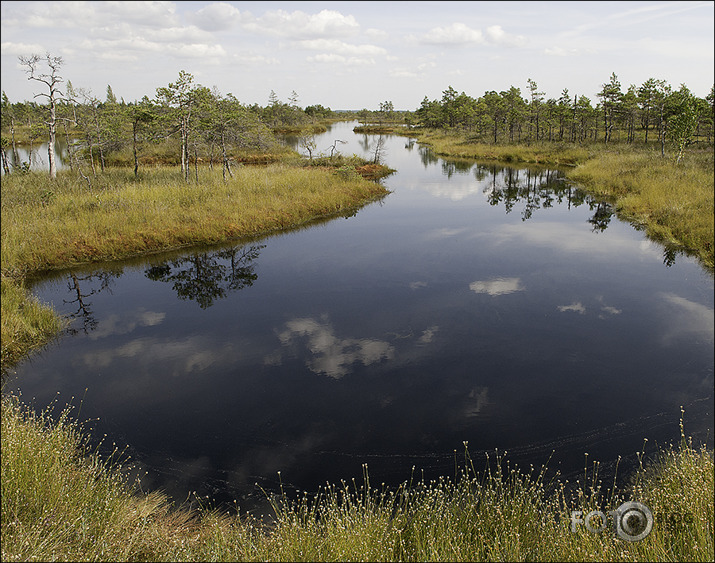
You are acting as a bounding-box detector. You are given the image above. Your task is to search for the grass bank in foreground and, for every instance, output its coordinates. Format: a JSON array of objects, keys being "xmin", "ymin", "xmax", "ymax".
[
  {"xmin": 0, "ymin": 164, "xmax": 389, "ymax": 370},
  {"xmin": 409, "ymin": 129, "xmax": 714, "ymax": 272},
  {"xmin": 2, "ymin": 393, "xmax": 712, "ymax": 562}
]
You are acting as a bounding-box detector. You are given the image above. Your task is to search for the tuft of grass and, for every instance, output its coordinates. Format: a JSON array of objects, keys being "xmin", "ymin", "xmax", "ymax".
[
  {"xmin": 1, "ymin": 392, "xmax": 186, "ymax": 562},
  {"xmin": 2, "ymin": 391, "xmax": 712, "ymax": 562}
]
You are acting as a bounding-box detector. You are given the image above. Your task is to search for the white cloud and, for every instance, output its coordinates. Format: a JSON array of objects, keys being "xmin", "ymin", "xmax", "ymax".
[
  {"xmin": 421, "ymin": 181, "xmax": 484, "ymax": 200},
  {"xmin": 418, "ymin": 326, "xmax": 440, "ymax": 344},
  {"xmin": 487, "ymin": 222, "xmax": 663, "ymax": 261},
  {"xmin": 470, "ymin": 278, "xmax": 524, "ymax": 296},
  {"xmin": 76, "ymin": 33, "xmax": 226, "ymax": 62},
  {"xmin": 88, "ymin": 309, "xmax": 166, "ymax": 340},
  {"xmin": 307, "ymin": 52, "xmax": 377, "ymax": 67},
  {"xmin": 296, "ymin": 38, "xmax": 386, "ymax": 56},
  {"xmin": 308, "ymin": 53, "xmax": 347, "ymax": 64},
  {"xmin": 425, "ymin": 227, "xmax": 470, "ymax": 239},
  {"xmin": 5, "ymin": 1, "xmax": 179, "ymax": 30},
  {"xmin": 600, "ymin": 305, "xmax": 622, "ymax": 316},
  {"xmin": 544, "ymin": 46, "xmax": 581, "ymax": 57},
  {"xmin": 420, "ymin": 23, "xmax": 523, "ymax": 47},
  {"xmin": 0, "ymin": 42, "xmax": 45, "ymax": 56},
  {"xmin": 365, "ymin": 27, "xmax": 388, "ymax": 39},
  {"xmin": 191, "ymin": 2, "xmax": 244, "ymax": 31},
  {"xmin": 421, "ymin": 22, "xmax": 484, "ymax": 45},
  {"xmin": 81, "ymin": 336, "xmax": 221, "ymax": 374},
  {"xmin": 1, "ymin": 1, "xmax": 712, "ymax": 109},
  {"xmin": 95, "ymin": 51, "xmax": 140, "ymax": 62},
  {"xmin": 658, "ymin": 293, "xmax": 714, "ymax": 345},
  {"xmin": 244, "ymin": 9, "xmax": 360, "ymax": 39},
  {"xmin": 464, "ymin": 386, "xmax": 490, "ymax": 417},
  {"xmin": 345, "ymin": 56, "xmax": 376, "ymax": 67},
  {"xmin": 232, "ymin": 52, "xmax": 280, "ymax": 66},
  {"xmin": 166, "ymin": 43, "xmax": 227, "ymax": 59},
  {"xmin": 22, "ymin": 2, "xmax": 96, "ymax": 29},
  {"xmin": 391, "ymin": 69, "xmax": 419, "ymax": 78},
  {"xmin": 101, "ymin": 1, "xmax": 179, "ymax": 27},
  {"xmin": 144, "ymin": 25, "xmax": 214, "ymax": 44},
  {"xmin": 485, "ymin": 25, "xmax": 525, "ymax": 46}
]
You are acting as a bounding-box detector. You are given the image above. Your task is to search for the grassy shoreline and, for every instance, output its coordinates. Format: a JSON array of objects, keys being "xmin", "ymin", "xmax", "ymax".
[
  {"xmin": 2, "ymin": 391, "xmax": 712, "ymax": 561},
  {"xmin": 1, "ymin": 163, "xmax": 390, "ymax": 369},
  {"xmin": 1, "ymin": 137, "xmax": 713, "ymax": 561},
  {"xmin": 408, "ymin": 129, "xmax": 714, "ymax": 272}
]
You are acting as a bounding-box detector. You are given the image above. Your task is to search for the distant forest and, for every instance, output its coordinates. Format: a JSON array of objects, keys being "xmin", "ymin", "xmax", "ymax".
[{"xmin": 2, "ymin": 53, "xmax": 713, "ymax": 179}]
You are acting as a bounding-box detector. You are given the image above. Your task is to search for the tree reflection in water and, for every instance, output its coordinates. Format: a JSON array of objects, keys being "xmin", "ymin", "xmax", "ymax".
[
  {"xmin": 64, "ymin": 271, "xmax": 119, "ymax": 335},
  {"xmin": 473, "ymin": 163, "xmax": 615, "ymax": 228},
  {"xmin": 144, "ymin": 244, "xmax": 264, "ymax": 309}
]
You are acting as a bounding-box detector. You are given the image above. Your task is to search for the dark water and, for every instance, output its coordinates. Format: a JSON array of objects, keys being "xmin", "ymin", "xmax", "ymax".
[{"xmin": 5, "ymin": 122, "xmax": 714, "ymax": 516}]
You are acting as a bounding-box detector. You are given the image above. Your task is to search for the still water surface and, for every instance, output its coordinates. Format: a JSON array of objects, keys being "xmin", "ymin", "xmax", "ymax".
[
  {"xmin": 0, "ymin": 138, "xmax": 69, "ymax": 174},
  {"xmin": 7, "ymin": 122, "xmax": 714, "ymax": 513}
]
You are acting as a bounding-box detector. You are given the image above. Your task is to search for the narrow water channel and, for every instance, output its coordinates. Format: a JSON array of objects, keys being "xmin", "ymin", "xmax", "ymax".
[{"xmin": 6, "ymin": 122, "xmax": 713, "ymax": 515}]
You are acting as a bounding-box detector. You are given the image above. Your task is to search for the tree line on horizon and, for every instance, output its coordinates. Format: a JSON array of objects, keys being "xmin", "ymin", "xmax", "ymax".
[
  {"xmin": 0, "ymin": 55, "xmax": 336, "ymax": 182},
  {"xmin": 1, "ymin": 54, "xmax": 713, "ymax": 182},
  {"xmin": 414, "ymin": 74, "xmax": 714, "ymax": 156}
]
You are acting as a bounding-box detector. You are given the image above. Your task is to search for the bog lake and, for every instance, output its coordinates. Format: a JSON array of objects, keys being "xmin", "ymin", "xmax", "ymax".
[{"xmin": 5, "ymin": 121, "xmax": 713, "ymax": 515}]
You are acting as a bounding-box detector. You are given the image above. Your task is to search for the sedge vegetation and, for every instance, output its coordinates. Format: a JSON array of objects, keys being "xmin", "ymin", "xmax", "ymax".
[{"xmin": 2, "ymin": 392, "xmax": 713, "ymax": 562}]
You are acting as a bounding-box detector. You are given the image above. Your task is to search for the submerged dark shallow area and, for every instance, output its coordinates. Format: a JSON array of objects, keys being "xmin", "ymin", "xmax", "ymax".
[{"xmin": 6, "ymin": 122, "xmax": 713, "ymax": 515}]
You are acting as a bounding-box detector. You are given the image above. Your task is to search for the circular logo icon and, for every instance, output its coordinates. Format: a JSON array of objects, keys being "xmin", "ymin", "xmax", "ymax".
[{"xmin": 614, "ymin": 501, "xmax": 653, "ymax": 542}]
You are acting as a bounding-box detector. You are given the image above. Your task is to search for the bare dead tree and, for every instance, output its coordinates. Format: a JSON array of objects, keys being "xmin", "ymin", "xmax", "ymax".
[
  {"xmin": 18, "ymin": 53, "xmax": 65, "ymax": 179},
  {"xmin": 328, "ymin": 139, "xmax": 347, "ymax": 159},
  {"xmin": 299, "ymin": 134, "xmax": 317, "ymax": 160},
  {"xmin": 372, "ymin": 135, "xmax": 386, "ymax": 164}
]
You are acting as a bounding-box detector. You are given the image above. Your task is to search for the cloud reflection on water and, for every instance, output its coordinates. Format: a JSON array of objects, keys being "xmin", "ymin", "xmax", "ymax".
[
  {"xmin": 270, "ymin": 316, "xmax": 395, "ymax": 378},
  {"xmin": 469, "ymin": 277, "xmax": 524, "ymax": 296},
  {"xmin": 658, "ymin": 292, "xmax": 714, "ymax": 345},
  {"xmin": 87, "ymin": 309, "xmax": 166, "ymax": 340}
]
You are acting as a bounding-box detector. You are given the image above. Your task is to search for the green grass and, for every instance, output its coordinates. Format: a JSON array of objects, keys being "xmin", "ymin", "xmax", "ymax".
[
  {"xmin": 0, "ymin": 165, "xmax": 387, "ymax": 277},
  {"xmin": 2, "ymin": 392, "xmax": 712, "ymax": 562}
]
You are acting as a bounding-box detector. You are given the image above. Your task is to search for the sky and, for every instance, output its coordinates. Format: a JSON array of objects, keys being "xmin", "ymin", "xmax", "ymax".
[{"xmin": 1, "ymin": 1, "xmax": 713, "ymax": 110}]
